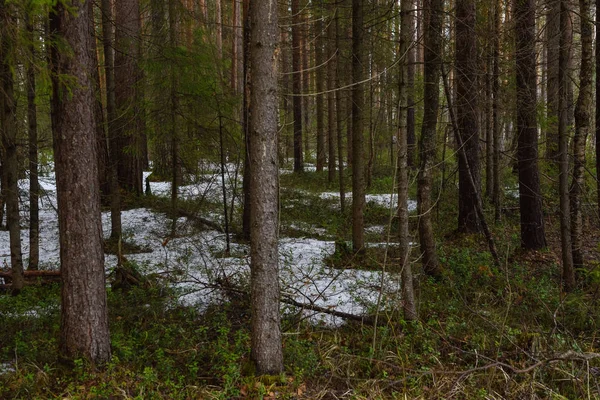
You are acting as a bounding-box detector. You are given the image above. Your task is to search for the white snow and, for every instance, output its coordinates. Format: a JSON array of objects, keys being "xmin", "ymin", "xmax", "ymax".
[{"xmin": 0, "ymin": 165, "xmax": 409, "ymax": 328}]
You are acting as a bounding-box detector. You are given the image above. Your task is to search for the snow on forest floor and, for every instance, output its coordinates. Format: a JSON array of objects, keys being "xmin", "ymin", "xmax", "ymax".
[{"xmin": 0, "ymin": 165, "xmax": 409, "ymax": 326}]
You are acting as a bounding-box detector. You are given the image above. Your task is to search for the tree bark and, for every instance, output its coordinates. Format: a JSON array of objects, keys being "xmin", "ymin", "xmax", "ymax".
[
  {"xmin": 596, "ymin": 0, "xmax": 600, "ymax": 221},
  {"xmin": 291, "ymin": 0, "xmax": 304, "ymax": 172},
  {"xmin": 0, "ymin": 1, "xmax": 24, "ymax": 293},
  {"xmin": 398, "ymin": 0, "xmax": 416, "ymax": 321},
  {"xmin": 417, "ymin": 0, "xmax": 442, "ymax": 277},
  {"xmin": 50, "ymin": 0, "xmax": 111, "ymax": 365},
  {"xmin": 514, "ymin": 0, "xmax": 546, "ymax": 249},
  {"xmin": 492, "ymin": 0, "xmax": 501, "ymax": 222},
  {"xmin": 249, "ymin": 0, "xmax": 284, "ymax": 374},
  {"xmin": 101, "ymin": 0, "xmax": 122, "ymax": 240},
  {"xmin": 351, "ymin": 0, "xmax": 366, "ymax": 253},
  {"xmin": 545, "ymin": 0, "xmax": 560, "ymax": 160},
  {"xmin": 315, "ymin": 11, "xmax": 326, "ymax": 173},
  {"xmin": 241, "ymin": 0, "xmax": 252, "ymax": 241},
  {"xmin": 569, "ymin": 0, "xmax": 592, "ymax": 286},
  {"xmin": 114, "ymin": 0, "xmax": 143, "ymax": 195},
  {"xmin": 26, "ymin": 4, "xmax": 40, "ymax": 271},
  {"xmin": 327, "ymin": 4, "xmax": 336, "ymax": 182},
  {"xmin": 335, "ymin": 6, "xmax": 346, "ymax": 213},
  {"xmin": 406, "ymin": 0, "xmax": 416, "ymax": 169},
  {"xmin": 455, "ymin": 0, "xmax": 481, "ymax": 233}
]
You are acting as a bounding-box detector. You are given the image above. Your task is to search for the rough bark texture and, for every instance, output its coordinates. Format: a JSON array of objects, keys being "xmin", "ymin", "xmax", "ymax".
[
  {"xmin": 49, "ymin": 0, "xmax": 111, "ymax": 365},
  {"xmin": 514, "ymin": 0, "xmax": 546, "ymax": 249},
  {"xmin": 455, "ymin": 0, "xmax": 481, "ymax": 233},
  {"xmin": 351, "ymin": 0, "xmax": 365, "ymax": 253},
  {"xmin": 570, "ymin": 0, "xmax": 592, "ymax": 285},
  {"xmin": 101, "ymin": 0, "xmax": 122, "ymax": 240},
  {"xmin": 232, "ymin": 0, "xmax": 243, "ymax": 93},
  {"xmin": 558, "ymin": 0, "xmax": 574, "ymax": 290},
  {"xmin": 398, "ymin": 0, "xmax": 416, "ymax": 321},
  {"xmin": 417, "ymin": 0, "xmax": 442, "ymax": 277},
  {"xmin": 291, "ymin": 0, "xmax": 304, "ymax": 172},
  {"xmin": 596, "ymin": 0, "xmax": 600, "ymax": 220},
  {"xmin": 114, "ymin": 0, "xmax": 143, "ymax": 194},
  {"xmin": 26, "ymin": 6, "xmax": 40, "ymax": 271},
  {"xmin": 249, "ymin": 0, "xmax": 284, "ymax": 375},
  {"xmin": 0, "ymin": 1, "xmax": 24, "ymax": 293}
]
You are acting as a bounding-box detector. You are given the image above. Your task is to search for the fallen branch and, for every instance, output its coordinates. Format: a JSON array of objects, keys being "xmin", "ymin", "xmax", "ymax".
[
  {"xmin": 0, "ymin": 270, "xmax": 61, "ymax": 279},
  {"xmin": 184, "ymin": 278, "xmax": 378, "ymax": 325}
]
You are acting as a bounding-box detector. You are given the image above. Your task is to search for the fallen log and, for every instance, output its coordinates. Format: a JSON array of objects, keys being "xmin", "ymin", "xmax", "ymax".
[{"xmin": 0, "ymin": 270, "xmax": 61, "ymax": 279}]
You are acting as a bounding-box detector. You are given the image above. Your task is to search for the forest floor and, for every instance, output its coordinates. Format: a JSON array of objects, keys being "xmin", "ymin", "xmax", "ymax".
[{"xmin": 1, "ymin": 161, "xmax": 600, "ymax": 399}]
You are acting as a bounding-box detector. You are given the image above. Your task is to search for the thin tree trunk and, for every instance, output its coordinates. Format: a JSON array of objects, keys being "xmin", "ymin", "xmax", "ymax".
[
  {"xmin": 0, "ymin": 1, "xmax": 24, "ymax": 293},
  {"xmin": 514, "ymin": 0, "xmax": 547, "ymax": 249},
  {"xmin": 406, "ymin": 0, "xmax": 416, "ymax": 169},
  {"xmin": 242, "ymin": 0, "xmax": 252, "ymax": 240},
  {"xmin": 570, "ymin": 0, "xmax": 592, "ymax": 284},
  {"xmin": 546, "ymin": 0, "xmax": 560, "ymax": 160},
  {"xmin": 398, "ymin": 0, "xmax": 416, "ymax": 321},
  {"xmin": 26, "ymin": 5, "xmax": 39, "ymax": 271},
  {"xmin": 216, "ymin": 0, "xmax": 223, "ymax": 60},
  {"xmin": 50, "ymin": 0, "xmax": 111, "ymax": 365},
  {"xmin": 335, "ymin": 5, "xmax": 345, "ymax": 212},
  {"xmin": 315, "ymin": 11, "xmax": 326, "ymax": 173},
  {"xmin": 249, "ymin": 0, "xmax": 284, "ymax": 374},
  {"xmin": 327, "ymin": 5, "xmax": 336, "ymax": 182},
  {"xmin": 417, "ymin": 0, "xmax": 442, "ymax": 277},
  {"xmin": 232, "ymin": 0, "xmax": 243, "ymax": 93},
  {"xmin": 291, "ymin": 0, "xmax": 304, "ymax": 172},
  {"xmin": 351, "ymin": 0, "xmax": 366, "ymax": 253},
  {"xmin": 492, "ymin": 0, "xmax": 501, "ymax": 222},
  {"xmin": 101, "ymin": 0, "xmax": 122, "ymax": 240},
  {"xmin": 169, "ymin": 0, "xmax": 180, "ymax": 235}
]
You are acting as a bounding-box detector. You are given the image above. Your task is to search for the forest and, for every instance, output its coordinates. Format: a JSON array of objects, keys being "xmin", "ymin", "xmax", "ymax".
[{"xmin": 1, "ymin": 0, "xmax": 600, "ymax": 398}]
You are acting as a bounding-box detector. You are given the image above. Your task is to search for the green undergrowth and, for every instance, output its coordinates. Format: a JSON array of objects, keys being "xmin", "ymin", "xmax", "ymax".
[{"xmin": 2, "ymin": 242, "xmax": 600, "ymax": 398}]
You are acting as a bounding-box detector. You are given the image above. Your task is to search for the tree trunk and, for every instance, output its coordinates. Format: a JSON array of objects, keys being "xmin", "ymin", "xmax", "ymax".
[
  {"xmin": 231, "ymin": 0, "xmax": 243, "ymax": 93},
  {"xmin": 596, "ymin": 0, "xmax": 600, "ymax": 221},
  {"xmin": 492, "ymin": 0, "xmax": 501, "ymax": 222},
  {"xmin": 417, "ymin": 0, "xmax": 442, "ymax": 277},
  {"xmin": 570, "ymin": 0, "xmax": 592, "ymax": 285},
  {"xmin": 406, "ymin": 0, "xmax": 416, "ymax": 169},
  {"xmin": 242, "ymin": 0, "xmax": 252, "ymax": 241},
  {"xmin": 50, "ymin": 0, "xmax": 111, "ymax": 365},
  {"xmin": 398, "ymin": 0, "xmax": 416, "ymax": 321},
  {"xmin": 26, "ymin": 5, "xmax": 40, "ymax": 271},
  {"xmin": 249, "ymin": 0, "xmax": 284, "ymax": 374},
  {"xmin": 114, "ymin": 0, "xmax": 143, "ymax": 195},
  {"xmin": 514, "ymin": 0, "xmax": 546, "ymax": 249},
  {"xmin": 558, "ymin": 0, "xmax": 574, "ymax": 291},
  {"xmin": 0, "ymin": 1, "xmax": 24, "ymax": 293},
  {"xmin": 101, "ymin": 0, "xmax": 122, "ymax": 240},
  {"xmin": 327, "ymin": 4, "xmax": 336, "ymax": 183},
  {"xmin": 315, "ymin": 11, "xmax": 326, "ymax": 173},
  {"xmin": 291, "ymin": 0, "xmax": 304, "ymax": 172},
  {"xmin": 455, "ymin": 0, "xmax": 481, "ymax": 233},
  {"xmin": 335, "ymin": 6, "xmax": 346, "ymax": 213},
  {"xmin": 351, "ymin": 0, "xmax": 366, "ymax": 253},
  {"xmin": 545, "ymin": 0, "xmax": 560, "ymax": 160}
]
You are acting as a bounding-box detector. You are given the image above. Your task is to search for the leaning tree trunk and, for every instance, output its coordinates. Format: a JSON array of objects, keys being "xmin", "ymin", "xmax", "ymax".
[
  {"xmin": 351, "ymin": 0, "xmax": 366, "ymax": 253},
  {"xmin": 49, "ymin": 0, "xmax": 111, "ymax": 365},
  {"xmin": 417, "ymin": 0, "xmax": 443, "ymax": 277},
  {"xmin": 249, "ymin": 0, "xmax": 284, "ymax": 375},
  {"xmin": 514, "ymin": 0, "xmax": 546, "ymax": 249},
  {"xmin": 0, "ymin": 1, "xmax": 24, "ymax": 293},
  {"xmin": 455, "ymin": 0, "xmax": 481, "ymax": 233},
  {"xmin": 398, "ymin": 0, "xmax": 416, "ymax": 321},
  {"xmin": 570, "ymin": 0, "xmax": 592, "ymax": 285}
]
